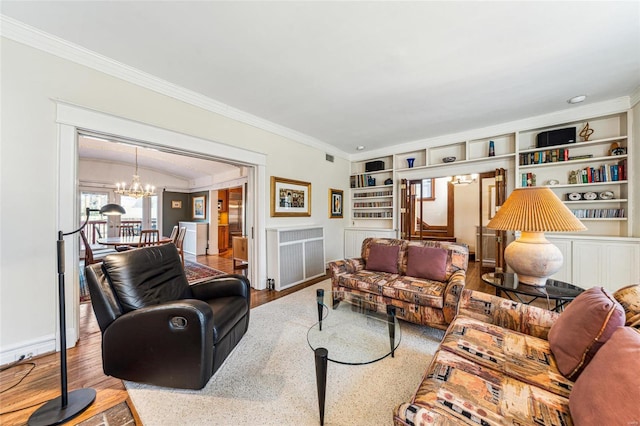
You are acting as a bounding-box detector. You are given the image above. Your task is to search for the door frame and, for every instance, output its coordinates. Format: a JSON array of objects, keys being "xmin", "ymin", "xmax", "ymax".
[{"xmin": 56, "ymin": 101, "xmax": 267, "ymax": 347}]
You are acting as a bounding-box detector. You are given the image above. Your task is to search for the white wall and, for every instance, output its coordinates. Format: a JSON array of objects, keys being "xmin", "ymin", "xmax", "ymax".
[
  {"xmin": 0, "ymin": 37, "xmax": 349, "ymax": 362},
  {"xmin": 453, "ymin": 182, "xmax": 478, "ymax": 252}
]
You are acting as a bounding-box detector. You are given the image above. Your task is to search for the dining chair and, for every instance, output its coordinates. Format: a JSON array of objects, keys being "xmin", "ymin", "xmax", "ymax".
[
  {"xmin": 169, "ymin": 225, "xmax": 179, "ymax": 244},
  {"xmin": 80, "ymin": 230, "xmax": 115, "ymax": 264},
  {"xmin": 175, "ymin": 227, "xmax": 187, "ymax": 265},
  {"xmin": 119, "ymin": 224, "xmax": 135, "ymax": 237},
  {"xmin": 139, "ymin": 229, "xmax": 160, "ymax": 247}
]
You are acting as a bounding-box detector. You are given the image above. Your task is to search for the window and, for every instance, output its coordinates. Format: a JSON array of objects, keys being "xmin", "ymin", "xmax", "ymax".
[
  {"xmin": 415, "ymin": 178, "xmax": 435, "ymax": 201},
  {"xmin": 80, "ymin": 192, "xmax": 109, "ymax": 222},
  {"xmin": 119, "ymin": 195, "xmax": 158, "ymax": 233}
]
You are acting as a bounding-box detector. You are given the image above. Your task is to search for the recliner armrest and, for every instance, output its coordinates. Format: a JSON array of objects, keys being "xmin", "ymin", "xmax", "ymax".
[
  {"xmin": 190, "ymin": 274, "xmax": 251, "ymax": 301},
  {"xmin": 102, "ymin": 299, "xmax": 215, "ymax": 389}
]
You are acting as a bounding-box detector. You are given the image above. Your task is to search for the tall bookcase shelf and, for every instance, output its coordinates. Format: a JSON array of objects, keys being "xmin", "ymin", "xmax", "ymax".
[
  {"xmin": 514, "ymin": 111, "xmax": 632, "ymax": 238},
  {"xmin": 350, "ymin": 156, "xmax": 395, "ymax": 226}
]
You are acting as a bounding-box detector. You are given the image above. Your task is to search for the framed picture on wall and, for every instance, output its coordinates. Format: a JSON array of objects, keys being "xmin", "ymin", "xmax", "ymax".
[
  {"xmin": 270, "ymin": 176, "xmax": 311, "ymax": 217},
  {"xmin": 329, "ymin": 188, "xmax": 343, "ymax": 218},
  {"xmin": 171, "ymin": 200, "xmax": 182, "ymax": 209},
  {"xmin": 193, "ymin": 195, "xmax": 206, "ymax": 219}
]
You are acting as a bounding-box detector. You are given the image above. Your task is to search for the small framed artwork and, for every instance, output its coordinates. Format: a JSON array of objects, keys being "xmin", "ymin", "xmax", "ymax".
[
  {"xmin": 271, "ymin": 176, "xmax": 311, "ymax": 217},
  {"xmin": 171, "ymin": 200, "xmax": 182, "ymax": 209},
  {"xmin": 329, "ymin": 188, "xmax": 343, "ymax": 219},
  {"xmin": 193, "ymin": 195, "xmax": 206, "ymax": 219}
]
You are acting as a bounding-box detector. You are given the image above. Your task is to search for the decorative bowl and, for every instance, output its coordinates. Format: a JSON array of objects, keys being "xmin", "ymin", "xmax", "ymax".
[{"xmin": 442, "ymin": 156, "xmax": 456, "ymax": 163}]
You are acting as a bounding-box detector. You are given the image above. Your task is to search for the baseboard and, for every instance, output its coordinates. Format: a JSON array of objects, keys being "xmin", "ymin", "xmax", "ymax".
[
  {"xmin": 0, "ymin": 324, "xmax": 79, "ymax": 366},
  {"xmin": 0, "ymin": 334, "xmax": 56, "ymax": 366}
]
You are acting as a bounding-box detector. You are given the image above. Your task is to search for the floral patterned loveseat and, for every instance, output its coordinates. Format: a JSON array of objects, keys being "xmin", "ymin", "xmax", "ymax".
[
  {"xmin": 329, "ymin": 238, "xmax": 469, "ymax": 330},
  {"xmin": 394, "ymin": 285, "xmax": 640, "ymax": 425}
]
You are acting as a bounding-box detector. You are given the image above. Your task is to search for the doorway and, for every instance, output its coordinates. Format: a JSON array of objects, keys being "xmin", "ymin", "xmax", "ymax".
[{"xmin": 57, "ymin": 101, "xmax": 267, "ymax": 348}]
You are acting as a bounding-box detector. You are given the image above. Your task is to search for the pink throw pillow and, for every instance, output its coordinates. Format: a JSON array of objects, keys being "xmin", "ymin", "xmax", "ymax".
[
  {"xmin": 548, "ymin": 287, "xmax": 625, "ymax": 380},
  {"xmin": 569, "ymin": 327, "xmax": 640, "ymax": 425},
  {"xmin": 406, "ymin": 246, "xmax": 448, "ymax": 281},
  {"xmin": 366, "ymin": 244, "xmax": 400, "ymax": 274}
]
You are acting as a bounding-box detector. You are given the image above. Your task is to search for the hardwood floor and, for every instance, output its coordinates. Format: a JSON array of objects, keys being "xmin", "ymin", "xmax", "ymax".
[{"xmin": 0, "ymin": 252, "xmax": 490, "ymax": 425}]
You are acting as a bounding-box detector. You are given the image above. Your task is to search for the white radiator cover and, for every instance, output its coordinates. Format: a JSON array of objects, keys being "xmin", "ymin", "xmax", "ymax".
[{"xmin": 266, "ymin": 226, "xmax": 325, "ymax": 291}]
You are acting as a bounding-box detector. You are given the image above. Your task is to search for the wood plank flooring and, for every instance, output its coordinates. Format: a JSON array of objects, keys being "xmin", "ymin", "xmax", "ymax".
[{"xmin": 0, "ymin": 251, "xmax": 491, "ymax": 425}]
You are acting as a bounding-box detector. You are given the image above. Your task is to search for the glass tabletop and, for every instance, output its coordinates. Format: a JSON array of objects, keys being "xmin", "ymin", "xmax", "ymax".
[
  {"xmin": 481, "ymin": 272, "xmax": 584, "ymax": 300},
  {"xmin": 307, "ymin": 290, "xmax": 401, "ymax": 365}
]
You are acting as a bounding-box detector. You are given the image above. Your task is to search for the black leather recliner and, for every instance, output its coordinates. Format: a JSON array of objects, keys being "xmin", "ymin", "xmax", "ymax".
[{"xmin": 85, "ymin": 243, "xmax": 250, "ymax": 389}]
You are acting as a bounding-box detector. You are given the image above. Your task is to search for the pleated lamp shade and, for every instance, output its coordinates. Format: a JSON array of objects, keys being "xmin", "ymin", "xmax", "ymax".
[
  {"xmin": 487, "ymin": 187, "xmax": 586, "ymax": 286},
  {"xmin": 487, "ymin": 187, "xmax": 586, "ymax": 232}
]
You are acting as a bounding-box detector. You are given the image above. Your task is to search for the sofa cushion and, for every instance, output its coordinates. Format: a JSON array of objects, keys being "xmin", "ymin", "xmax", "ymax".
[
  {"xmin": 569, "ymin": 327, "xmax": 640, "ymax": 425},
  {"xmin": 412, "ymin": 349, "xmax": 572, "ymax": 425},
  {"xmin": 366, "ymin": 243, "xmax": 401, "ymax": 273},
  {"xmin": 333, "ymin": 269, "xmax": 398, "ymax": 296},
  {"xmin": 406, "ymin": 246, "xmax": 448, "ymax": 281},
  {"xmin": 548, "ymin": 287, "xmax": 625, "ymax": 380},
  {"xmin": 441, "ymin": 316, "xmax": 573, "ymax": 398},
  {"xmin": 387, "ymin": 276, "xmax": 446, "ymax": 309},
  {"xmin": 333, "ymin": 269, "xmax": 446, "ymax": 309}
]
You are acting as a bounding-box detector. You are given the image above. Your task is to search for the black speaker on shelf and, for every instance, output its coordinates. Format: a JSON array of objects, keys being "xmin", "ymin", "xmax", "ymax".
[
  {"xmin": 536, "ymin": 127, "xmax": 576, "ymax": 148},
  {"xmin": 365, "ymin": 160, "xmax": 385, "ymax": 172}
]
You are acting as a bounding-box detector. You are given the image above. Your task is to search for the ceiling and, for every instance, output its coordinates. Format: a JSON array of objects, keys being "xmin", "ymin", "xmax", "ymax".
[
  {"xmin": 79, "ymin": 135, "xmax": 239, "ymax": 181},
  {"xmin": 2, "ymin": 1, "xmax": 639, "ymax": 157}
]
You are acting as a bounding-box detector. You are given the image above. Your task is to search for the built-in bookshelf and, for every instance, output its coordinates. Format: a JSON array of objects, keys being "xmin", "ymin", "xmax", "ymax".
[
  {"xmin": 515, "ymin": 111, "xmax": 632, "ymax": 237},
  {"xmin": 349, "ymin": 156, "xmax": 395, "ymax": 225},
  {"xmin": 349, "ymin": 110, "xmax": 633, "ymax": 238}
]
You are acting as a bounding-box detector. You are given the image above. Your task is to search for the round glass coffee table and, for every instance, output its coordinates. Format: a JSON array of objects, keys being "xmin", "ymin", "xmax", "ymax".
[
  {"xmin": 307, "ymin": 289, "xmax": 400, "ymax": 425},
  {"xmin": 481, "ymin": 272, "xmax": 584, "ymax": 312}
]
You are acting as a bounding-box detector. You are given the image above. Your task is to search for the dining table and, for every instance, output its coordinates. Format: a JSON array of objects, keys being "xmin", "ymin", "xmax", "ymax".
[{"xmin": 97, "ymin": 235, "xmax": 173, "ymax": 247}]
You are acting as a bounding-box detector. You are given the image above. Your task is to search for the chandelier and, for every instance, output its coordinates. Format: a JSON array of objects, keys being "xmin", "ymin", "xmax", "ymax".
[{"xmin": 115, "ymin": 147, "xmax": 156, "ymax": 198}]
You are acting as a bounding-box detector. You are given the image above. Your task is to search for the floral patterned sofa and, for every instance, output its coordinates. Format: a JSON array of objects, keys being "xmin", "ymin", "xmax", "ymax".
[
  {"xmin": 329, "ymin": 238, "xmax": 469, "ymax": 329},
  {"xmin": 394, "ymin": 284, "xmax": 640, "ymax": 425}
]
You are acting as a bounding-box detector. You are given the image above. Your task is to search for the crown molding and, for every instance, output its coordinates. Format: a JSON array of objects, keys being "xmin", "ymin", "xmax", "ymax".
[{"xmin": 0, "ymin": 15, "xmax": 349, "ymax": 160}]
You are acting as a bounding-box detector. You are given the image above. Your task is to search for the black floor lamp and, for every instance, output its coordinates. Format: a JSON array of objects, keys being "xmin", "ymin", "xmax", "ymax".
[{"xmin": 29, "ymin": 203, "xmax": 125, "ymax": 426}]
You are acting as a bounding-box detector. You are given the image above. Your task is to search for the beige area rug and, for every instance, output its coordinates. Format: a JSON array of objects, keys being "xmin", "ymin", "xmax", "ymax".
[{"xmin": 125, "ymin": 280, "xmax": 443, "ymax": 425}]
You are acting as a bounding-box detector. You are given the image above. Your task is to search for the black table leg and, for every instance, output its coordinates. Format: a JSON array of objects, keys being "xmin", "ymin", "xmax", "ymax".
[
  {"xmin": 316, "ymin": 289, "xmax": 324, "ymax": 331},
  {"xmin": 386, "ymin": 305, "xmax": 396, "ymax": 358},
  {"xmin": 314, "ymin": 347, "xmax": 328, "ymax": 426}
]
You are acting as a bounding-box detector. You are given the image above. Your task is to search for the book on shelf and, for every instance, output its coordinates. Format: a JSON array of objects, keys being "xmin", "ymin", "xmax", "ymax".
[
  {"xmin": 519, "ymin": 148, "xmax": 569, "ymax": 165},
  {"xmin": 576, "ymin": 163, "xmax": 622, "ymax": 184},
  {"xmin": 521, "ymin": 173, "xmax": 536, "ymax": 187},
  {"xmin": 618, "ymin": 159, "xmax": 627, "ymax": 180},
  {"xmin": 570, "ymin": 208, "xmax": 625, "ymax": 219},
  {"xmin": 568, "ymin": 154, "xmax": 594, "ymax": 161}
]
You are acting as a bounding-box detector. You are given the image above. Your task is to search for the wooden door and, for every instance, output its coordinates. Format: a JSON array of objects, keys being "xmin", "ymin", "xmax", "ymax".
[{"xmin": 494, "ymin": 168, "xmax": 507, "ymax": 272}]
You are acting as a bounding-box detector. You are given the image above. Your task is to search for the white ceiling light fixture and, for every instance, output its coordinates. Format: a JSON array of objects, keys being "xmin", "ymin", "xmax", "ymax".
[
  {"xmin": 567, "ymin": 95, "xmax": 587, "ymax": 104},
  {"xmin": 115, "ymin": 147, "xmax": 156, "ymax": 198},
  {"xmin": 356, "ymin": 146, "xmax": 366, "ymax": 151}
]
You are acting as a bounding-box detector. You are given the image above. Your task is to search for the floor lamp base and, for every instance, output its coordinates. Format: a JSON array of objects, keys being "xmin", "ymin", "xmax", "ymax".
[{"xmin": 28, "ymin": 388, "xmax": 96, "ymax": 426}]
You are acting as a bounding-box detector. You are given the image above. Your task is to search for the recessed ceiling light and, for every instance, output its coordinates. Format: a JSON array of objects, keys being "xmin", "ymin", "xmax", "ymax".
[
  {"xmin": 568, "ymin": 95, "xmax": 587, "ymax": 104},
  {"xmin": 356, "ymin": 146, "xmax": 365, "ymax": 151}
]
